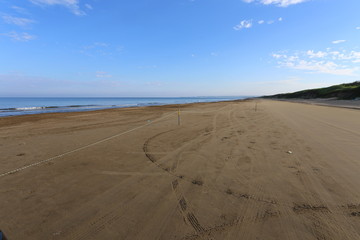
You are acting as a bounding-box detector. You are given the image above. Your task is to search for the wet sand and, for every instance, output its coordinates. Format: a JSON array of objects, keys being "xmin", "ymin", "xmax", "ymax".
[{"xmin": 0, "ymin": 100, "xmax": 359, "ymax": 239}]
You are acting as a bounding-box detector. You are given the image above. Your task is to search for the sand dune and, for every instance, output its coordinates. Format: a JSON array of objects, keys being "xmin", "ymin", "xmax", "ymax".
[{"xmin": 0, "ymin": 100, "xmax": 359, "ymax": 239}]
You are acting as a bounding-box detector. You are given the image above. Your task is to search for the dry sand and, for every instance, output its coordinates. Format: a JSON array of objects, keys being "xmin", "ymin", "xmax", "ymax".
[
  {"xmin": 0, "ymin": 100, "xmax": 359, "ymax": 240},
  {"xmin": 273, "ymin": 98, "xmax": 360, "ymax": 110}
]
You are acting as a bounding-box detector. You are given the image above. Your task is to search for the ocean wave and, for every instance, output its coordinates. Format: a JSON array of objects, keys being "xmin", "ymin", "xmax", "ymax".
[
  {"xmin": 67, "ymin": 105, "xmax": 97, "ymax": 108},
  {"xmin": 0, "ymin": 107, "xmax": 47, "ymax": 111},
  {"xmin": 0, "ymin": 105, "xmax": 101, "ymax": 112},
  {"xmin": 15, "ymin": 107, "xmax": 46, "ymax": 111},
  {"xmin": 137, "ymin": 102, "xmax": 161, "ymax": 106}
]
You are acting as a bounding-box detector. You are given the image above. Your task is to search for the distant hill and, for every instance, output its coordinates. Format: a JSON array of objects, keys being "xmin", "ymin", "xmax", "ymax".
[{"xmin": 264, "ymin": 81, "xmax": 360, "ymax": 100}]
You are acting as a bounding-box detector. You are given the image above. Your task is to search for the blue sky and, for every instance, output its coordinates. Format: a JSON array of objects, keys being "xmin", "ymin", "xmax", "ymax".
[{"xmin": 0, "ymin": 0, "xmax": 360, "ymax": 97}]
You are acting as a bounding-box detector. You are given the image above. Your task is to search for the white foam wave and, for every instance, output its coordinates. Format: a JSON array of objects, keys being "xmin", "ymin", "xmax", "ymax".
[{"xmin": 15, "ymin": 107, "xmax": 45, "ymax": 111}]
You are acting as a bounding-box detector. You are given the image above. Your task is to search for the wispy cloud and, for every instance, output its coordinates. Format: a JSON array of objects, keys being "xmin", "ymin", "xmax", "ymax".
[
  {"xmin": 332, "ymin": 40, "xmax": 346, "ymax": 44},
  {"xmin": 11, "ymin": 6, "xmax": 30, "ymax": 15},
  {"xmin": 137, "ymin": 65, "xmax": 157, "ymax": 69},
  {"xmin": 233, "ymin": 20, "xmax": 253, "ymax": 30},
  {"xmin": 29, "ymin": 0, "xmax": 85, "ymax": 16},
  {"xmin": 85, "ymin": 4, "xmax": 92, "ymax": 10},
  {"xmin": 82, "ymin": 42, "xmax": 112, "ymax": 50},
  {"xmin": 235, "ymin": 17, "xmax": 282, "ymax": 30},
  {"xmin": 2, "ymin": 31, "xmax": 36, "ymax": 41},
  {"xmin": 272, "ymin": 48, "xmax": 360, "ymax": 76},
  {"xmin": 306, "ymin": 50, "xmax": 327, "ymax": 58},
  {"xmin": 2, "ymin": 15, "xmax": 35, "ymax": 26},
  {"xmin": 356, "ymin": 27, "xmax": 360, "ymax": 30},
  {"xmin": 96, "ymin": 71, "xmax": 112, "ymax": 78},
  {"xmin": 243, "ymin": 0, "xmax": 309, "ymax": 7},
  {"xmin": 80, "ymin": 42, "xmax": 121, "ymax": 57}
]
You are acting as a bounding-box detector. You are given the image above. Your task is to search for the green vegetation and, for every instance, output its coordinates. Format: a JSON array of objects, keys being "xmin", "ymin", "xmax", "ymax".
[{"xmin": 264, "ymin": 81, "xmax": 360, "ymax": 100}]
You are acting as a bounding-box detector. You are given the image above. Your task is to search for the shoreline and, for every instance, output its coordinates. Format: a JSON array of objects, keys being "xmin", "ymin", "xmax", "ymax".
[
  {"xmin": 0, "ymin": 97, "xmax": 248, "ymax": 118},
  {"xmin": 0, "ymin": 98, "xmax": 249, "ymax": 122}
]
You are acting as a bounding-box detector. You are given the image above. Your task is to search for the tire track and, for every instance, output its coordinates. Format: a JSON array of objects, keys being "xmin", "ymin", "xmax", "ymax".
[
  {"xmin": 144, "ymin": 128, "xmax": 213, "ymax": 236},
  {"xmin": 144, "ymin": 102, "xmax": 360, "ymax": 239},
  {"xmin": 0, "ymin": 111, "xmax": 177, "ymax": 178},
  {"xmin": 171, "ymin": 179, "xmax": 207, "ymax": 237}
]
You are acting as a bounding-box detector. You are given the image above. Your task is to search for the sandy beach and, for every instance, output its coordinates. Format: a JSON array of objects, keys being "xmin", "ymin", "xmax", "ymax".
[
  {"xmin": 0, "ymin": 99, "xmax": 359, "ymax": 240},
  {"xmin": 272, "ymin": 98, "xmax": 360, "ymax": 110}
]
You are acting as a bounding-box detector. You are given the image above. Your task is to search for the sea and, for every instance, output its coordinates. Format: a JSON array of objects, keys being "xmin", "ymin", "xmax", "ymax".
[{"xmin": 0, "ymin": 97, "xmax": 249, "ymax": 117}]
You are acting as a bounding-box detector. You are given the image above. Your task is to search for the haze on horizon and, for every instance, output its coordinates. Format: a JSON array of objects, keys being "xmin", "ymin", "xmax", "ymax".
[{"xmin": 1, "ymin": 0, "xmax": 360, "ymax": 97}]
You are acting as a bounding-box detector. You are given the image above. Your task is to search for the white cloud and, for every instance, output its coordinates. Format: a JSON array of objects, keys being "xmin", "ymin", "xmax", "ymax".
[
  {"xmin": 29, "ymin": 0, "xmax": 85, "ymax": 16},
  {"xmin": 85, "ymin": 4, "xmax": 92, "ymax": 10},
  {"xmin": 240, "ymin": 18, "xmax": 283, "ymax": 30},
  {"xmin": 2, "ymin": 31, "xmax": 36, "ymax": 41},
  {"xmin": 272, "ymin": 53, "xmax": 287, "ymax": 59},
  {"xmin": 332, "ymin": 40, "xmax": 346, "ymax": 44},
  {"xmin": 2, "ymin": 15, "xmax": 35, "ymax": 26},
  {"xmin": 243, "ymin": 0, "xmax": 309, "ymax": 7},
  {"xmin": 96, "ymin": 71, "xmax": 112, "ymax": 78},
  {"xmin": 272, "ymin": 49, "xmax": 360, "ymax": 76},
  {"xmin": 306, "ymin": 50, "xmax": 327, "ymax": 58},
  {"xmin": 11, "ymin": 6, "xmax": 29, "ymax": 15},
  {"xmin": 137, "ymin": 65, "xmax": 157, "ymax": 69},
  {"xmin": 83, "ymin": 42, "xmax": 109, "ymax": 50},
  {"xmin": 80, "ymin": 42, "xmax": 121, "ymax": 57},
  {"xmin": 335, "ymin": 51, "xmax": 360, "ymax": 62},
  {"xmin": 356, "ymin": 27, "xmax": 360, "ymax": 30},
  {"xmin": 233, "ymin": 20, "xmax": 253, "ymax": 30},
  {"xmin": 286, "ymin": 60, "xmax": 355, "ymax": 76}
]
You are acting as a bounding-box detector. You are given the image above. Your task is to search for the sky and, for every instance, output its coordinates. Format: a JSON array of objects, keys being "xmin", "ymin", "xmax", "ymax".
[{"xmin": 0, "ymin": 0, "xmax": 360, "ymax": 97}]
